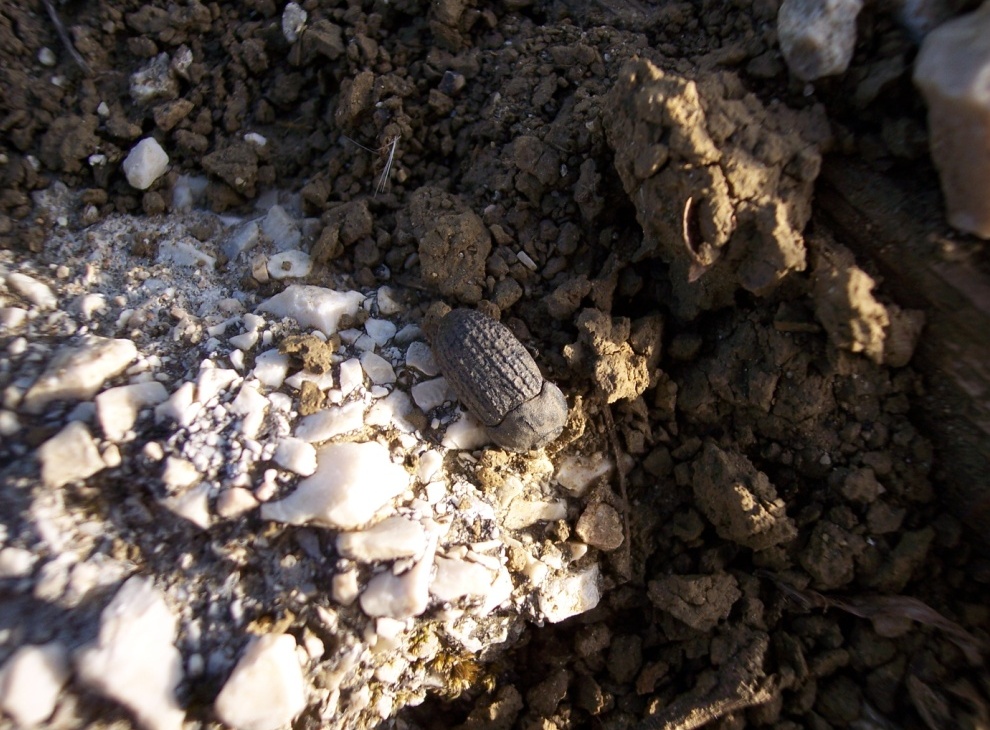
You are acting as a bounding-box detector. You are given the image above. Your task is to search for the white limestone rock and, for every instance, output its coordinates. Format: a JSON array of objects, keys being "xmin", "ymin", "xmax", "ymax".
[
  {"xmin": 155, "ymin": 381, "xmax": 199, "ymax": 427},
  {"xmin": 0, "ymin": 642, "xmax": 69, "ymax": 727},
  {"xmin": 160, "ymin": 482, "xmax": 211, "ymax": 530},
  {"xmin": 196, "ymin": 366, "xmax": 240, "ymax": 404},
  {"xmin": 274, "ymin": 437, "xmax": 318, "ymax": 476},
  {"xmin": 360, "ymin": 351, "xmax": 396, "ymax": 385},
  {"xmin": 230, "ymin": 380, "xmax": 269, "ymax": 439},
  {"xmin": 216, "ymin": 487, "xmax": 260, "ymax": 519},
  {"xmin": 538, "ymin": 565, "xmax": 602, "ymax": 623},
  {"xmin": 441, "ymin": 408, "xmax": 490, "ymax": 451},
  {"xmin": 359, "ymin": 535, "xmax": 436, "ymax": 619},
  {"xmin": 777, "ymin": 0, "xmax": 863, "ymax": 81},
  {"xmin": 37, "ymin": 421, "xmax": 106, "ymax": 489},
  {"xmin": 554, "ymin": 453, "xmax": 614, "ymax": 497},
  {"xmin": 95, "ymin": 381, "xmax": 169, "ymax": 442},
  {"xmin": 405, "ymin": 341, "xmax": 440, "ymax": 376},
  {"xmin": 336, "ymin": 516, "xmax": 427, "ymax": 562},
  {"xmin": 256, "ymin": 286, "xmax": 364, "ymax": 337},
  {"xmin": 0, "ymin": 547, "xmax": 37, "ymax": 579},
  {"xmin": 260, "ymin": 442, "xmax": 410, "ymax": 530},
  {"xmin": 364, "ymin": 318, "xmax": 397, "ymax": 346},
  {"xmin": 6, "ymin": 272, "xmax": 57, "ymax": 310},
  {"xmin": 214, "ymin": 634, "xmax": 307, "ymax": 730},
  {"xmin": 294, "ymin": 401, "xmax": 365, "ymax": 442},
  {"xmin": 122, "ymin": 138, "xmax": 170, "ymax": 190},
  {"xmin": 267, "ymin": 250, "xmax": 312, "ymax": 279},
  {"xmin": 430, "ymin": 556, "xmax": 499, "ymax": 604},
  {"xmin": 338, "ymin": 357, "xmax": 364, "ymax": 395},
  {"xmin": 261, "ymin": 205, "xmax": 302, "ymax": 251},
  {"xmin": 76, "ymin": 577, "xmax": 185, "ymax": 730},
  {"xmin": 221, "ymin": 220, "xmax": 262, "ymax": 261},
  {"xmin": 364, "ymin": 391, "xmax": 416, "ymax": 432},
  {"xmin": 21, "ymin": 336, "xmax": 137, "ymax": 414},
  {"xmin": 251, "ymin": 349, "xmax": 290, "ymax": 388},
  {"xmin": 410, "ymin": 377, "xmax": 452, "ymax": 413}
]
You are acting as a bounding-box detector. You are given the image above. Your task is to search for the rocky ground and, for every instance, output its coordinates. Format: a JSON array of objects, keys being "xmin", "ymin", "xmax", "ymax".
[{"xmin": 1, "ymin": 0, "xmax": 989, "ymax": 729}]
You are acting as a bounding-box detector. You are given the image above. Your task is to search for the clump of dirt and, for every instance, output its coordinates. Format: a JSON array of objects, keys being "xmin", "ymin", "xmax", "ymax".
[{"xmin": 604, "ymin": 59, "xmax": 831, "ymax": 318}]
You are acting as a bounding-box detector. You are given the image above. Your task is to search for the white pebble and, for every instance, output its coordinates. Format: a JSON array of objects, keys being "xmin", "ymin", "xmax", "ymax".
[
  {"xmin": 554, "ymin": 453, "xmax": 614, "ymax": 497},
  {"xmin": 96, "ymin": 382, "xmax": 169, "ymax": 442},
  {"xmin": 214, "ymin": 634, "xmax": 307, "ymax": 730},
  {"xmin": 336, "ymin": 516, "xmax": 428, "ymax": 562},
  {"xmin": 229, "ymin": 331, "xmax": 259, "ymax": 351},
  {"xmin": 21, "ymin": 336, "xmax": 137, "ymax": 414},
  {"xmin": 430, "ymin": 556, "xmax": 498, "ymax": 604},
  {"xmin": 37, "ymin": 47, "xmax": 57, "ymax": 66},
  {"xmin": 405, "ymin": 341, "xmax": 439, "ymax": 376},
  {"xmin": 0, "ymin": 306, "xmax": 28, "ymax": 329},
  {"xmin": 155, "ymin": 381, "xmax": 199, "ymax": 427},
  {"xmin": 360, "ymin": 351, "xmax": 396, "ymax": 385},
  {"xmin": 777, "ymin": 0, "xmax": 863, "ymax": 81},
  {"xmin": 251, "ymin": 349, "xmax": 290, "ymax": 388},
  {"xmin": 294, "ymin": 400, "xmax": 365, "ymax": 443},
  {"xmin": 76, "ymin": 577, "xmax": 186, "ymax": 730},
  {"xmin": 281, "ymin": 2, "xmax": 308, "ymax": 43},
  {"xmin": 216, "ymin": 488, "xmax": 259, "ymax": 519},
  {"xmin": 221, "ymin": 220, "xmax": 261, "ymax": 261},
  {"xmin": 410, "ymin": 377, "xmax": 452, "ymax": 413},
  {"xmin": 196, "ymin": 366, "xmax": 240, "ymax": 404},
  {"xmin": 365, "ymin": 391, "xmax": 416, "ymax": 432},
  {"xmin": 159, "ymin": 483, "xmax": 211, "ymax": 530},
  {"xmin": 256, "ymin": 286, "xmax": 363, "ymax": 338},
  {"xmin": 332, "ymin": 570, "xmax": 360, "ymax": 606},
  {"xmin": 338, "ymin": 358, "xmax": 364, "ymax": 395},
  {"xmin": 230, "ymin": 381, "xmax": 269, "ymax": 439},
  {"xmin": 538, "ymin": 565, "xmax": 601, "ymax": 624},
  {"xmin": 37, "ymin": 421, "xmax": 106, "ymax": 488},
  {"xmin": 6, "ymin": 272, "xmax": 57, "ymax": 309},
  {"xmin": 0, "ymin": 409, "xmax": 20, "ymax": 437},
  {"xmin": 261, "ymin": 205, "xmax": 302, "ymax": 252},
  {"xmin": 161, "ymin": 457, "xmax": 200, "ymax": 489},
  {"xmin": 122, "ymin": 138, "xmax": 170, "ymax": 190},
  {"xmin": 260, "ymin": 442, "xmax": 410, "ymax": 530},
  {"xmin": 364, "ymin": 318, "xmax": 397, "ymax": 345},
  {"xmin": 0, "ymin": 547, "xmax": 37, "ymax": 579},
  {"xmin": 0, "ymin": 643, "xmax": 69, "ymax": 727},
  {"xmin": 274, "ymin": 437, "xmax": 318, "ymax": 476},
  {"xmin": 359, "ymin": 535, "xmax": 436, "ymax": 619}
]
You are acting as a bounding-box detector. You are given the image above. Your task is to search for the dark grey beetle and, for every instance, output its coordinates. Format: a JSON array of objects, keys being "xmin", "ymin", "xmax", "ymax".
[{"xmin": 432, "ymin": 308, "xmax": 568, "ymax": 452}]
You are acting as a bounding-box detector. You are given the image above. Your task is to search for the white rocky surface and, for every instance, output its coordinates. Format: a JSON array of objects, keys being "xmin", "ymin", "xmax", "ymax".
[
  {"xmin": 214, "ymin": 634, "xmax": 307, "ymax": 730},
  {"xmin": 75, "ymin": 577, "xmax": 185, "ymax": 730},
  {"xmin": 0, "ymin": 202, "xmax": 611, "ymax": 730}
]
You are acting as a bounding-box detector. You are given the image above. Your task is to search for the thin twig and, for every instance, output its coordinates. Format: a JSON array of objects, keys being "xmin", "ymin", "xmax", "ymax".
[
  {"xmin": 599, "ymin": 391, "xmax": 632, "ymax": 580},
  {"xmin": 42, "ymin": 0, "xmax": 91, "ymax": 76}
]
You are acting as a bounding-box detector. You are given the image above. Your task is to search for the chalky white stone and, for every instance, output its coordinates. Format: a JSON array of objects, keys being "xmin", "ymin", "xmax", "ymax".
[
  {"xmin": 160, "ymin": 483, "xmax": 211, "ymax": 529},
  {"xmin": 410, "ymin": 377, "xmax": 452, "ymax": 413},
  {"xmin": 260, "ymin": 441, "xmax": 410, "ymax": 529},
  {"xmin": 440, "ymin": 408, "xmax": 490, "ymax": 451},
  {"xmin": 0, "ymin": 546, "xmax": 36, "ymax": 579},
  {"xmin": 216, "ymin": 487, "xmax": 260, "ymax": 519},
  {"xmin": 157, "ymin": 239, "xmax": 215, "ymax": 268},
  {"xmin": 0, "ymin": 642, "xmax": 69, "ymax": 727},
  {"xmin": 777, "ymin": 0, "xmax": 863, "ymax": 81},
  {"xmin": 261, "ymin": 205, "xmax": 302, "ymax": 251},
  {"xmin": 295, "ymin": 400, "xmax": 365, "ymax": 442},
  {"xmin": 359, "ymin": 535, "xmax": 436, "ymax": 619},
  {"xmin": 274, "ymin": 437, "xmax": 318, "ymax": 476},
  {"xmin": 336, "ymin": 516, "xmax": 427, "ymax": 562},
  {"xmin": 95, "ymin": 381, "xmax": 169, "ymax": 442},
  {"xmin": 155, "ymin": 381, "xmax": 199, "ymax": 427},
  {"xmin": 405, "ymin": 341, "xmax": 440, "ymax": 376},
  {"xmin": 339, "ymin": 357, "xmax": 364, "ymax": 395},
  {"xmin": 161, "ymin": 456, "xmax": 200, "ymax": 489},
  {"xmin": 430, "ymin": 556, "xmax": 498, "ymax": 604},
  {"xmin": 360, "ymin": 351, "xmax": 396, "ymax": 385},
  {"xmin": 122, "ymin": 138, "xmax": 170, "ymax": 190},
  {"xmin": 196, "ymin": 366, "xmax": 240, "ymax": 404},
  {"xmin": 554, "ymin": 453, "xmax": 614, "ymax": 497},
  {"xmin": 256, "ymin": 286, "xmax": 364, "ymax": 337},
  {"xmin": 538, "ymin": 565, "xmax": 602, "ymax": 623},
  {"xmin": 230, "ymin": 381, "xmax": 268, "ymax": 439},
  {"xmin": 6, "ymin": 272, "xmax": 57, "ymax": 309},
  {"xmin": 214, "ymin": 634, "xmax": 306, "ymax": 730},
  {"xmin": 221, "ymin": 220, "xmax": 261, "ymax": 260},
  {"xmin": 267, "ymin": 250, "xmax": 312, "ymax": 280},
  {"xmin": 76, "ymin": 577, "xmax": 185, "ymax": 730},
  {"xmin": 21, "ymin": 336, "xmax": 137, "ymax": 414},
  {"xmin": 281, "ymin": 2, "xmax": 308, "ymax": 44},
  {"xmin": 37, "ymin": 421, "xmax": 106, "ymax": 488},
  {"xmin": 364, "ymin": 318, "xmax": 397, "ymax": 346},
  {"xmin": 913, "ymin": 1, "xmax": 990, "ymax": 238},
  {"xmin": 251, "ymin": 349, "xmax": 290, "ymax": 388},
  {"xmin": 364, "ymin": 391, "xmax": 416, "ymax": 432}
]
